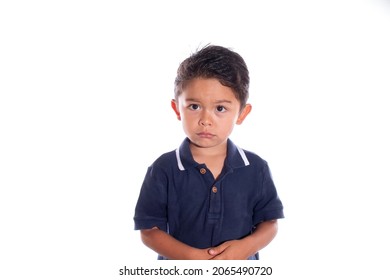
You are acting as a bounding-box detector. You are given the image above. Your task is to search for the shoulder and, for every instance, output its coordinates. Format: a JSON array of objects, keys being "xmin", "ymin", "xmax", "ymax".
[
  {"xmin": 142, "ymin": 150, "xmax": 178, "ymax": 182},
  {"xmin": 240, "ymin": 148, "xmax": 269, "ymax": 168},
  {"xmin": 151, "ymin": 149, "xmax": 177, "ymax": 169},
  {"xmin": 147, "ymin": 138, "xmax": 192, "ymax": 173},
  {"xmin": 238, "ymin": 148, "xmax": 273, "ymax": 179}
]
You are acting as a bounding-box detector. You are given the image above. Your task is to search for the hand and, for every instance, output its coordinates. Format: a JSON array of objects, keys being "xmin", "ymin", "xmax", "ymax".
[
  {"xmin": 207, "ymin": 240, "xmax": 249, "ymax": 260},
  {"xmin": 207, "ymin": 220, "xmax": 279, "ymax": 260},
  {"xmin": 192, "ymin": 248, "xmax": 217, "ymax": 260}
]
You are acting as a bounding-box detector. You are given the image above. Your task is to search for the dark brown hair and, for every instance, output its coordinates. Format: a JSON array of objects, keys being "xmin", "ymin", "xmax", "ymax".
[{"xmin": 174, "ymin": 45, "xmax": 250, "ymax": 110}]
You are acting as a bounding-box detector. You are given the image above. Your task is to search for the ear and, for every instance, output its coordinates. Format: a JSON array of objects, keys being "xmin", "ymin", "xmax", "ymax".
[
  {"xmin": 171, "ymin": 99, "xmax": 181, "ymax": 120},
  {"xmin": 236, "ymin": 104, "xmax": 252, "ymax": 125}
]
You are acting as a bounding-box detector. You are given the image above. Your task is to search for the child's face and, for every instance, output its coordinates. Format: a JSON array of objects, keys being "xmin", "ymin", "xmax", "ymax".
[{"xmin": 171, "ymin": 78, "xmax": 251, "ymax": 150}]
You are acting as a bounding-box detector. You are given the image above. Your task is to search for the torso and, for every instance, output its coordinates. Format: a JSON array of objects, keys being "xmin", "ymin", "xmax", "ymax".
[
  {"xmin": 189, "ymin": 141, "xmax": 228, "ymax": 179},
  {"xmin": 198, "ymin": 156, "xmax": 225, "ymax": 179}
]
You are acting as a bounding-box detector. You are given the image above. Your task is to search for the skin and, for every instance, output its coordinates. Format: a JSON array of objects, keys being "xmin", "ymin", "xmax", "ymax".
[
  {"xmin": 141, "ymin": 78, "xmax": 278, "ymax": 259},
  {"xmin": 172, "ymin": 78, "xmax": 251, "ymax": 178}
]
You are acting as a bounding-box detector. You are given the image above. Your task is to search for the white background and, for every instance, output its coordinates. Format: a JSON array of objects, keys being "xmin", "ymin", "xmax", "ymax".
[{"xmin": 1, "ymin": 0, "xmax": 390, "ymax": 279}]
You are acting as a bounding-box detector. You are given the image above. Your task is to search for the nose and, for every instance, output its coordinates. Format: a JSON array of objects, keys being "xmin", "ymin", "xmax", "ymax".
[{"xmin": 199, "ymin": 110, "xmax": 212, "ymax": 126}]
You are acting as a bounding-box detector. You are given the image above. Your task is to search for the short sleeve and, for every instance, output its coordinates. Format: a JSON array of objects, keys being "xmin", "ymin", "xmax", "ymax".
[
  {"xmin": 133, "ymin": 164, "xmax": 169, "ymax": 231},
  {"xmin": 252, "ymin": 163, "xmax": 284, "ymax": 225}
]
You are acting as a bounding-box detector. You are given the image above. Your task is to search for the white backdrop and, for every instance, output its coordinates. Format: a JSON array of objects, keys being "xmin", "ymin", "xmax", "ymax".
[{"xmin": 1, "ymin": 0, "xmax": 390, "ymax": 279}]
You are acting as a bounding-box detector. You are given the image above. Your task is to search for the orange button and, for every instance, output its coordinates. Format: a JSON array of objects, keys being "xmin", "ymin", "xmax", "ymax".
[
  {"xmin": 212, "ymin": 186, "xmax": 218, "ymax": 193},
  {"xmin": 200, "ymin": 168, "xmax": 207, "ymax": 174}
]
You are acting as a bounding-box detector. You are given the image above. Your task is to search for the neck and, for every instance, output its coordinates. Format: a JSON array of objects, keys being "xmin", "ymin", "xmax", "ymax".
[{"xmin": 189, "ymin": 141, "xmax": 227, "ymax": 160}]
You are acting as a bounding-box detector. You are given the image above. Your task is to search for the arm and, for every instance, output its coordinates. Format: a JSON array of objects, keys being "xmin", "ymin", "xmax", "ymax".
[
  {"xmin": 208, "ymin": 220, "xmax": 279, "ymax": 260},
  {"xmin": 141, "ymin": 227, "xmax": 212, "ymax": 260}
]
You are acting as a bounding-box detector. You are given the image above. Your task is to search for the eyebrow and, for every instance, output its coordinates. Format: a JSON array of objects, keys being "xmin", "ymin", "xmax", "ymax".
[
  {"xmin": 214, "ymin": 99, "xmax": 232, "ymax": 104},
  {"xmin": 185, "ymin": 98, "xmax": 232, "ymax": 104},
  {"xmin": 185, "ymin": 98, "xmax": 200, "ymax": 102}
]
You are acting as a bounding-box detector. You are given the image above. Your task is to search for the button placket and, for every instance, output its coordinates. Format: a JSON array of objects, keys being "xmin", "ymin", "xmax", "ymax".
[
  {"xmin": 197, "ymin": 166, "xmax": 221, "ymax": 219},
  {"xmin": 209, "ymin": 182, "xmax": 221, "ymax": 216}
]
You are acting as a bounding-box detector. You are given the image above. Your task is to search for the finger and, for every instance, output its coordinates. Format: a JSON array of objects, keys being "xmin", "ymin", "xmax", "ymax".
[
  {"xmin": 208, "ymin": 248, "xmax": 218, "ymax": 255},
  {"xmin": 208, "ymin": 243, "xmax": 229, "ymax": 256}
]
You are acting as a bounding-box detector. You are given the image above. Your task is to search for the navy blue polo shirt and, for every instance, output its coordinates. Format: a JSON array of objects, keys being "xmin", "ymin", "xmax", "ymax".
[{"xmin": 134, "ymin": 138, "xmax": 284, "ymax": 260}]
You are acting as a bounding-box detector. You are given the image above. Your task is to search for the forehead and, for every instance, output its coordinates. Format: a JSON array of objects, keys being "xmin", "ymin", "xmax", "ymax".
[{"xmin": 180, "ymin": 78, "xmax": 238, "ymax": 102}]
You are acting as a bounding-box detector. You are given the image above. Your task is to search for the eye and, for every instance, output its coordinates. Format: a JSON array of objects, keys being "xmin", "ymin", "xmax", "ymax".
[
  {"xmin": 216, "ymin": 105, "xmax": 227, "ymax": 112},
  {"xmin": 189, "ymin": 104, "xmax": 200, "ymax": 110}
]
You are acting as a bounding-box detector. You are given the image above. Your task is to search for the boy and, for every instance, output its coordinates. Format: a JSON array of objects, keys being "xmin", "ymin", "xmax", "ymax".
[{"xmin": 134, "ymin": 45, "xmax": 284, "ymax": 260}]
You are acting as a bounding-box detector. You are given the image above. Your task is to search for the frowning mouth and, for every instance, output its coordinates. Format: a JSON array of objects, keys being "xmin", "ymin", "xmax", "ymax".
[{"xmin": 197, "ymin": 132, "xmax": 215, "ymax": 138}]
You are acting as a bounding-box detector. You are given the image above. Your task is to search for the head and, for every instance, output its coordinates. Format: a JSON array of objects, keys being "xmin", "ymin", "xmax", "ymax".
[
  {"xmin": 171, "ymin": 45, "xmax": 252, "ymax": 150},
  {"xmin": 174, "ymin": 45, "xmax": 250, "ymax": 112}
]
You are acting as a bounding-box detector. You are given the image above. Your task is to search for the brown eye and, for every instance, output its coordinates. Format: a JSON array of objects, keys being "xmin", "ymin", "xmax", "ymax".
[
  {"xmin": 216, "ymin": 105, "xmax": 226, "ymax": 112},
  {"xmin": 189, "ymin": 104, "xmax": 200, "ymax": 110}
]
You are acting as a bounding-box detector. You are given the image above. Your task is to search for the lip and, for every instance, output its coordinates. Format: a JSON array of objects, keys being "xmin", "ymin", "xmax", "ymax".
[{"xmin": 197, "ymin": 132, "xmax": 215, "ymax": 138}]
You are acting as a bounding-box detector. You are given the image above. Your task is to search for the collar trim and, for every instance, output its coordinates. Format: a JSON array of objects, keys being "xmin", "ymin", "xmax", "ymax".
[
  {"xmin": 237, "ymin": 146, "xmax": 250, "ymax": 166},
  {"xmin": 175, "ymin": 148, "xmax": 185, "ymax": 171},
  {"xmin": 175, "ymin": 140, "xmax": 250, "ymax": 171}
]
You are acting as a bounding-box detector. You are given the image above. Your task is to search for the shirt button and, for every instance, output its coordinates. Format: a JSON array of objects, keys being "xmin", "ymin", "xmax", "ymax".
[
  {"xmin": 212, "ymin": 186, "xmax": 218, "ymax": 193},
  {"xmin": 200, "ymin": 168, "xmax": 207, "ymax": 174}
]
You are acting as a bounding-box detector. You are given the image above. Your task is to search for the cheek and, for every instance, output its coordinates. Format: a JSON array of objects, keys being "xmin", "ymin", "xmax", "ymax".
[
  {"xmin": 180, "ymin": 114, "xmax": 197, "ymax": 129},
  {"xmin": 219, "ymin": 118, "xmax": 237, "ymax": 132}
]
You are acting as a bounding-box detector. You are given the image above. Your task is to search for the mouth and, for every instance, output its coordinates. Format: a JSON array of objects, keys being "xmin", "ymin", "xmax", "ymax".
[{"xmin": 197, "ymin": 132, "xmax": 215, "ymax": 139}]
